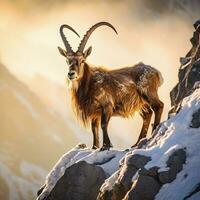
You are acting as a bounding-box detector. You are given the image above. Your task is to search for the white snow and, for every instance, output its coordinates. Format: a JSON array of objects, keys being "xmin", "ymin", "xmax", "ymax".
[
  {"xmin": 131, "ymin": 171, "xmax": 139, "ymax": 182},
  {"xmin": 79, "ymin": 150, "xmax": 126, "ymax": 175},
  {"xmin": 187, "ymin": 192, "xmax": 200, "ymax": 200}
]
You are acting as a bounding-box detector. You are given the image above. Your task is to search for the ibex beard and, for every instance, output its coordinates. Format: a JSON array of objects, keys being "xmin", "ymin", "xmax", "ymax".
[{"xmin": 58, "ymin": 22, "xmax": 164, "ymax": 150}]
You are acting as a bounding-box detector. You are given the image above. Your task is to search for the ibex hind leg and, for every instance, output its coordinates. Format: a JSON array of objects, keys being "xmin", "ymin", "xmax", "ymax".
[
  {"xmin": 132, "ymin": 105, "xmax": 152, "ymax": 147},
  {"xmin": 151, "ymin": 100, "xmax": 164, "ymax": 131},
  {"xmin": 100, "ymin": 106, "xmax": 113, "ymax": 151},
  {"xmin": 146, "ymin": 92, "xmax": 164, "ymax": 132}
]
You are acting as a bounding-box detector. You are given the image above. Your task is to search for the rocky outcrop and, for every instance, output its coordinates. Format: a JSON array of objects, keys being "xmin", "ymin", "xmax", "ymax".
[
  {"xmin": 37, "ymin": 20, "xmax": 200, "ymax": 200},
  {"xmin": 97, "ymin": 154, "xmax": 151, "ymax": 200},
  {"xmin": 98, "ymin": 148, "xmax": 186, "ymax": 200},
  {"xmin": 124, "ymin": 174, "xmax": 160, "ymax": 200},
  {"xmin": 170, "ymin": 20, "xmax": 200, "ymax": 112},
  {"xmin": 126, "ymin": 149, "xmax": 186, "ymax": 200},
  {"xmin": 45, "ymin": 161, "xmax": 106, "ymax": 200}
]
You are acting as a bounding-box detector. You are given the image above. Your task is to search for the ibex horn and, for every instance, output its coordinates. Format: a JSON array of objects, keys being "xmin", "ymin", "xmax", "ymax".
[
  {"xmin": 77, "ymin": 22, "xmax": 118, "ymax": 53},
  {"xmin": 60, "ymin": 24, "xmax": 80, "ymax": 54}
]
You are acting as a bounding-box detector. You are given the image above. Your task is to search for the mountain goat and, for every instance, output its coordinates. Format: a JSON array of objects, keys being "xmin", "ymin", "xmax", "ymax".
[{"xmin": 58, "ymin": 22, "xmax": 164, "ymax": 150}]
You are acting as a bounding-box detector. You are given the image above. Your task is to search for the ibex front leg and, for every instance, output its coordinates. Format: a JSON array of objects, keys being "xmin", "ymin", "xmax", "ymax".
[
  {"xmin": 100, "ymin": 106, "xmax": 113, "ymax": 151},
  {"xmin": 91, "ymin": 118, "xmax": 100, "ymax": 149}
]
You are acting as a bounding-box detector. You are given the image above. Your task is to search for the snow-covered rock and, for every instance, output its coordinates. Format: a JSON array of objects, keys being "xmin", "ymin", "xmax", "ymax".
[
  {"xmin": 36, "ymin": 144, "xmax": 127, "ymax": 200},
  {"xmin": 37, "ymin": 20, "xmax": 200, "ymax": 200}
]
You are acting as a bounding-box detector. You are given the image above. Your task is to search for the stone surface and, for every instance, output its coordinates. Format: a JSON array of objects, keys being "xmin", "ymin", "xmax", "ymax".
[
  {"xmin": 97, "ymin": 165, "xmax": 138, "ymax": 200},
  {"xmin": 124, "ymin": 175, "xmax": 161, "ymax": 200},
  {"xmin": 126, "ymin": 154, "xmax": 151, "ymax": 169},
  {"xmin": 139, "ymin": 166, "xmax": 159, "ymax": 177},
  {"xmin": 98, "ymin": 154, "xmax": 151, "ymax": 200},
  {"xmin": 170, "ymin": 19, "xmax": 200, "ymax": 111},
  {"xmin": 159, "ymin": 148, "xmax": 186, "ymax": 184},
  {"xmin": 45, "ymin": 161, "xmax": 106, "ymax": 200},
  {"xmin": 190, "ymin": 108, "xmax": 200, "ymax": 128}
]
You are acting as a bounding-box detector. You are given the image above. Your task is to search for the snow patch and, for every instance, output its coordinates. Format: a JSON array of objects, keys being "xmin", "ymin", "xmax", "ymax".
[
  {"xmin": 187, "ymin": 192, "xmax": 200, "ymax": 200},
  {"xmin": 132, "ymin": 171, "xmax": 139, "ymax": 182}
]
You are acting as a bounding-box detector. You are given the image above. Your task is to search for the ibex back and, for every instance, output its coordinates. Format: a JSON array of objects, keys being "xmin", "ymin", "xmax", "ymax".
[{"xmin": 58, "ymin": 22, "xmax": 164, "ymax": 150}]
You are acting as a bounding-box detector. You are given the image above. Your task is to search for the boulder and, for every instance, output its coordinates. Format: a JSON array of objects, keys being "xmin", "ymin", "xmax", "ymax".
[
  {"xmin": 124, "ymin": 175, "xmax": 160, "ymax": 200},
  {"xmin": 45, "ymin": 161, "xmax": 106, "ymax": 200}
]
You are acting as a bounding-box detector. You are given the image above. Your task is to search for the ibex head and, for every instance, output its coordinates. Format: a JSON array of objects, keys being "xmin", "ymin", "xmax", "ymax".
[{"xmin": 58, "ymin": 22, "xmax": 118, "ymax": 81}]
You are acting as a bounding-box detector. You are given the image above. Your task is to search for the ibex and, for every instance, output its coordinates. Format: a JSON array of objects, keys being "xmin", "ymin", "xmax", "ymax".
[{"xmin": 58, "ymin": 22, "xmax": 164, "ymax": 150}]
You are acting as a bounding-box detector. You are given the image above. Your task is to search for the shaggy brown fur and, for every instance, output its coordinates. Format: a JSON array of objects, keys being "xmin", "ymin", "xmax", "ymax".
[
  {"xmin": 68, "ymin": 62, "xmax": 163, "ymax": 149},
  {"xmin": 58, "ymin": 22, "xmax": 164, "ymax": 150}
]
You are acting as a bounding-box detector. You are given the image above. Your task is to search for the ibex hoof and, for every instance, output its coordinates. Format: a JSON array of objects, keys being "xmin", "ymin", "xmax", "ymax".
[
  {"xmin": 131, "ymin": 138, "xmax": 147, "ymax": 149},
  {"xmin": 100, "ymin": 145, "xmax": 112, "ymax": 151},
  {"xmin": 131, "ymin": 144, "xmax": 137, "ymax": 148}
]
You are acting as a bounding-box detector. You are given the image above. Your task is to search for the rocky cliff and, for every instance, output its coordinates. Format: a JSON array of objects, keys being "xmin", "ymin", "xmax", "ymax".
[{"xmin": 37, "ymin": 20, "xmax": 200, "ymax": 200}]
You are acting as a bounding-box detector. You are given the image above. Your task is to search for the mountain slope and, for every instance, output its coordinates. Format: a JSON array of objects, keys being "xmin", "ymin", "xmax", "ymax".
[{"xmin": 0, "ymin": 63, "xmax": 78, "ymax": 199}]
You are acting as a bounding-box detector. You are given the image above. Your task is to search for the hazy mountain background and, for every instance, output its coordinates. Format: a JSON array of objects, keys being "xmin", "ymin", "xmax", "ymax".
[
  {"xmin": 0, "ymin": 0, "xmax": 200, "ymax": 199},
  {"xmin": 0, "ymin": 62, "xmax": 80, "ymax": 199}
]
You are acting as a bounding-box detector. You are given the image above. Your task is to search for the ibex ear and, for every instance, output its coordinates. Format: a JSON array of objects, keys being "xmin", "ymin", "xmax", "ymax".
[
  {"xmin": 83, "ymin": 46, "xmax": 92, "ymax": 58},
  {"xmin": 58, "ymin": 46, "xmax": 67, "ymax": 57}
]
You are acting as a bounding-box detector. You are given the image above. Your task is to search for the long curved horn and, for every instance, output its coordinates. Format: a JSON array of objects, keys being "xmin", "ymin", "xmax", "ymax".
[
  {"xmin": 60, "ymin": 24, "xmax": 80, "ymax": 54},
  {"xmin": 77, "ymin": 22, "xmax": 118, "ymax": 53}
]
